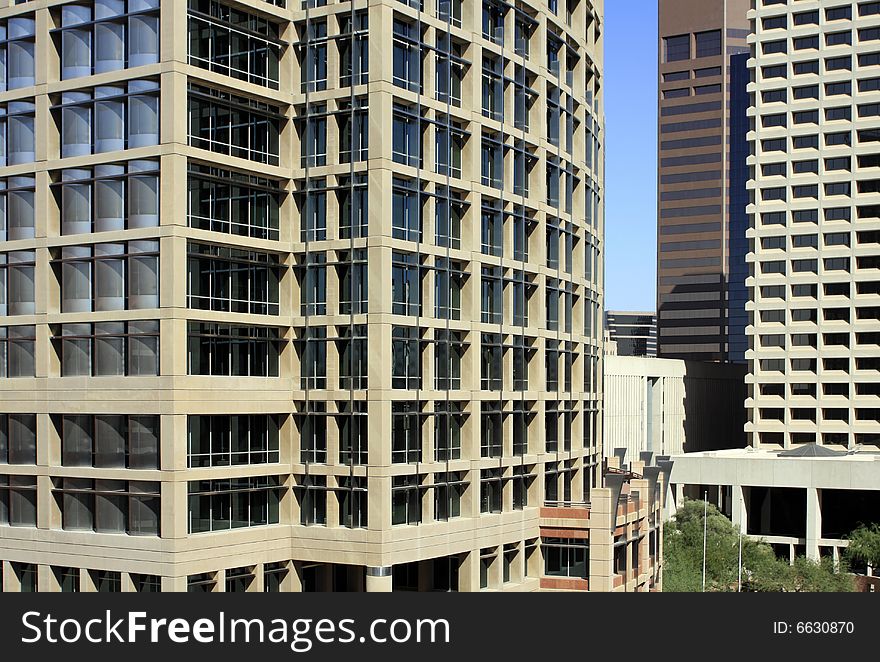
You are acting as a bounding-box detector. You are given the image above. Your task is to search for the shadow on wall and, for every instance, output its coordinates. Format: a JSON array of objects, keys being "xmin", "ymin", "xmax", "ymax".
[{"xmin": 680, "ymin": 360, "xmax": 748, "ymax": 453}]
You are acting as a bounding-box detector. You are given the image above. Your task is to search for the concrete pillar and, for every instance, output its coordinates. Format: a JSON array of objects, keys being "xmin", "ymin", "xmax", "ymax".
[
  {"xmin": 806, "ymin": 488, "xmax": 821, "ymax": 562},
  {"xmin": 365, "ymin": 566, "xmax": 393, "ymax": 592},
  {"xmin": 731, "ymin": 484, "xmax": 747, "ymax": 534}
]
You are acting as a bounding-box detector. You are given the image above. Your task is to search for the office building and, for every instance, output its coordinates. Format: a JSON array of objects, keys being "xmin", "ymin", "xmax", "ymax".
[
  {"xmin": 671, "ymin": 0, "xmax": 880, "ymax": 565},
  {"xmin": 603, "ymin": 353, "xmax": 747, "ymax": 459},
  {"xmin": 604, "ymin": 310, "xmax": 657, "ymax": 357},
  {"xmin": 0, "ymin": 0, "xmax": 610, "ymax": 592},
  {"xmin": 657, "ymin": 0, "xmax": 750, "ymax": 362}
]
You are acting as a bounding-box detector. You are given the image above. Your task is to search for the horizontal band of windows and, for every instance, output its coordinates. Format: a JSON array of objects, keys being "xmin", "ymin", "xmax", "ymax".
[
  {"xmin": 660, "ymin": 290, "xmax": 722, "ymax": 303},
  {"xmin": 660, "ymin": 134, "xmax": 723, "ymax": 151},
  {"xmin": 660, "ymin": 221, "xmax": 722, "ymax": 234},
  {"xmin": 660, "ymin": 100, "xmax": 722, "ymax": 117},
  {"xmin": 659, "ymin": 326, "xmax": 722, "ymax": 336},
  {"xmin": 659, "ymin": 273, "xmax": 723, "ymax": 286},
  {"xmin": 660, "ymin": 343, "xmax": 723, "ymax": 353},
  {"xmin": 660, "ymin": 187, "xmax": 722, "ymax": 202},
  {"xmin": 661, "ymin": 169, "xmax": 722, "ymax": 185},
  {"xmin": 659, "ymin": 256, "xmax": 722, "ymax": 269},
  {"xmin": 660, "ymin": 205, "xmax": 722, "ymax": 219},
  {"xmin": 661, "ymin": 239, "xmax": 722, "ymax": 252},
  {"xmin": 660, "ymin": 152, "xmax": 722, "ymax": 168},
  {"xmin": 660, "ymin": 117, "xmax": 723, "ymax": 133}
]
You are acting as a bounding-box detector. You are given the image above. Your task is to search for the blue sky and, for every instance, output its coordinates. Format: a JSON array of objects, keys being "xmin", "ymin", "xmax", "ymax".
[{"xmin": 603, "ymin": 2, "xmax": 658, "ymax": 312}]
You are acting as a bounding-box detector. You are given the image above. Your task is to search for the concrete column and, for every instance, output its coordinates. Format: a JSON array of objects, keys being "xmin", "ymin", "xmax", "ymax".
[
  {"xmin": 731, "ymin": 484, "xmax": 747, "ymax": 534},
  {"xmin": 365, "ymin": 566, "xmax": 393, "ymax": 592},
  {"xmin": 806, "ymin": 487, "xmax": 821, "ymax": 562}
]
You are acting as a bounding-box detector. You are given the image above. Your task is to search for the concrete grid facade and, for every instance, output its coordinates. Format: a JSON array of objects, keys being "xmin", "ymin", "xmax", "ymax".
[
  {"xmin": 0, "ymin": 0, "xmax": 607, "ymax": 592},
  {"xmin": 747, "ymin": 0, "xmax": 880, "ymax": 452}
]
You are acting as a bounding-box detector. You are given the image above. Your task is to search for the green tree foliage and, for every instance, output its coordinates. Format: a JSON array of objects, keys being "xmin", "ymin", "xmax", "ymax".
[
  {"xmin": 663, "ymin": 499, "xmax": 854, "ymax": 592},
  {"xmin": 845, "ymin": 523, "xmax": 880, "ymax": 570}
]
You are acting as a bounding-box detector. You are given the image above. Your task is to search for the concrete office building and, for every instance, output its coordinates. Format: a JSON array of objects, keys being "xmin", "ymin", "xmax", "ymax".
[
  {"xmin": 604, "ymin": 310, "xmax": 657, "ymax": 357},
  {"xmin": 657, "ymin": 0, "xmax": 751, "ymax": 362},
  {"xmin": 670, "ymin": 0, "xmax": 880, "ymax": 564},
  {"xmin": 0, "ymin": 0, "xmax": 611, "ymax": 592},
  {"xmin": 603, "ymin": 354, "xmax": 747, "ymax": 460}
]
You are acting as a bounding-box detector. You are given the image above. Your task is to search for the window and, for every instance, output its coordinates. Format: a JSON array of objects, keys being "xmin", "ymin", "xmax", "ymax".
[
  {"xmin": 481, "ymin": 334, "xmax": 503, "ymax": 392},
  {"xmin": 188, "ymin": 0, "xmax": 279, "ymax": 88},
  {"xmin": 434, "ymin": 402, "xmax": 463, "ymax": 461},
  {"xmin": 392, "ymin": 18, "xmax": 421, "ymax": 92},
  {"xmin": 434, "ymin": 329, "xmax": 463, "ymax": 390},
  {"xmin": 543, "ymin": 538, "xmax": 588, "ymax": 579},
  {"xmin": 392, "ymin": 105, "xmax": 422, "ymax": 168},
  {"xmin": 187, "ymin": 415, "xmax": 279, "ymax": 468},
  {"xmin": 481, "ymin": 267, "xmax": 503, "ymax": 324},
  {"xmin": 58, "ymin": 80, "xmax": 160, "ymax": 157},
  {"xmin": 298, "ymin": 328, "xmax": 326, "ymax": 389},
  {"xmin": 434, "ymin": 472, "xmax": 464, "ymax": 521},
  {"xmin": 695, "ymin": 30, "xmax": 721, "ymax": 58},
  {"xmin": 0, "ymin": 250, "xmax": 35, "ymax": 316},
  {"xmin": 435, "ymin": 32, "xmax": 464, "ymax": 106},
  {"xmin": 338, "ymin": 476, "xmax": 367, "ymax": 528},
  {"xmin": 1, "ymin": 101, "xmax": 36, "ymax": 166},
  {"xmin": 59, "ymin": 241, "xmax": 160, "ymax": 313},
  {"xmin": 0, "ymin": 326, "xmax": 36, "ymax": 378},
  {"xmin": 481, "ymin": 133, "xmax": 503, "ymax": 188},
  {"xmin": 338, "ymin": 249, "xmax": 368, "ymax": 314},
  {"xmin": 435, "ymin": 258, "xmax": 462, "ymax": 321},
  {"xmin": 188, "ymin": 242, "xmax": 280, "ymax": 316},
  {"xmin": 435, "ymin": 187, "xmax": 463, "ymax": 249},
  {"xmin": 1, "ymin": 16, "xmax": 36, "ymax": 91},
  {"xmin": 187, "ymin": 164, "xmax": 279, "ymax": 240},
  {"xmin": 339, "ymin": 99, "xmax": 368, "ymax": 163},
  {"xmin": 300, "ymin": 19, "xmax": 327, "ymax": 92},
  {"xmin": 0, "ymin": 475, "xmax": 36, "ymax": 526},
  {"xmin": 392, "ymin": 252, "xmax": 422, "ymax": 317},
  {"xmin": 338, "ymin": 174, "xmax": 368, "ymax": 239},
  {"xmin": 299, "ymin": 104, "xmax": 327, "ymax": 167},
  {"xmin": 59, "ymin": 1, "xmax": 159, "ymax": 81},
  {"xmin": 392, "ymin": 178, "xmax": 422, "ymax": 241},
  {"xmin": 187, "ymin": 322, "xmax": 280, "ymax": 377},
  {"xmin": 481, "ymin": 199, "xmax": 503, "ymax": 257},
  {"xmin": 60, "ymin": 321, "xmax": 159, "ymax": 377},
  {"xmin": 298, "ymin": 403, "xmax": 327, "ymax": 463},
  {"xmin": 59, "ymin": 162, "xmax": 159, "ymax": 236},
  {"xmin": 188, "ymin": 476, "xmax": 282, "ymax": 533},
  {"xmin": 298, "ymin": 253, "xmax": 326, "ymax": 316},
  {"xmin": 663, "ymin": 34, "xmax": 689, "ymax": 62},
  {"xmin": 392, "ymin": 402, "xmax": 422, "ymax": 464},
  {"xmin": 188, "ymin": 84, "xmax": 280, "ymax": 165},
  {"xmin": 339, "ymin": 11, "xmax": 369, "ymax": 87},
  {"xmin": 62, "ymin": 414, "xmax": 159, "ymax": 469},
  {"xmin": 57, "ymin": 479, "xmax": 160, "ymax": 535},
  {"xmin": 435, "ymin": 118, "xmax": 464, "ymax": 179},
  {"xmin": 0, "ymin": 176, "xmax": 35, "ymax": 241},
  {"xmin": 299, "ymin": 178, "xmax": 326, "ymax": 241},
  {"xmin": 391, "ymin": 475, "xmax": 422, "ymax": 525},
  {"xmin": 480, "ymin": 468, "xmax": 503, "ymax": 513},
  {"xmin": 392, "ymin": 326, "xmax": 421, "ymax": 389}
]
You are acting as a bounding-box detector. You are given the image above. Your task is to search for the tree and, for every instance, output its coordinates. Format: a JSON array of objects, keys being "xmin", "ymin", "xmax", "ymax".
[
  {"xmin": 845, "ymin": 523, "xmax": 880, "ymax": 572},
  {"xmin": 663, "ymin": 499, "xmax": 854, "ymax": 592}
]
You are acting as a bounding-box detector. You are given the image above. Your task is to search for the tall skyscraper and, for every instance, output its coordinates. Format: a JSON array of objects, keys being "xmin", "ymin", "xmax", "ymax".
[
  {"xmin": 657, "ymin": 0, "xmax": 750, "ymax": 362},
  {"xmin": 0, "ymin": 0, "xmax": 608, "ymax": 592},
  {"xmin": 747, "ymin": 0, "xmax": 880, "ymax": 453}
]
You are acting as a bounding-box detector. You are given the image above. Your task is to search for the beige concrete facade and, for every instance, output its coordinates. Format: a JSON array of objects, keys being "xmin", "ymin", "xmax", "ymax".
[
  {"xmin": 604, "ymin": 354, "xmax": 747, "ymax": 460},
  {"xmin": 0, "ymin": 0, "xmax": 608, "ymax": 592},
  {"xmin": 746, "ymin": 0, "xmax": 880, "ymax": 452}
]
